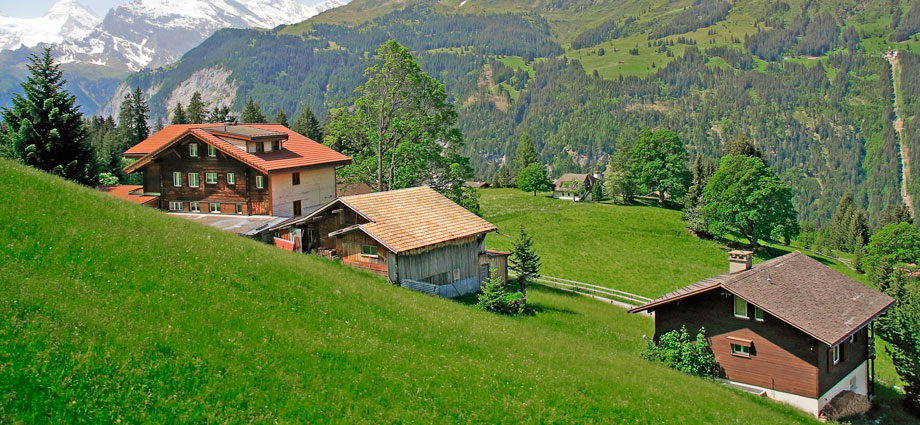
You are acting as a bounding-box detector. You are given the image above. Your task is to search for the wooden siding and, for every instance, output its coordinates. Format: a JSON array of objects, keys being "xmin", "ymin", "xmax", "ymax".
[
  {"xmin": 336, "ymin": 231, "xmax": 388, "ymax": 276},
  {"xmin": 653, "ymin": 290, "xmax": 820, "ymax": 398},
  {"xmin": 818, "ymin": 327, "xmax": 869, "ymax": 396},
  {"xmin": 140, "ymin": 134, "xmax": 270, "ymax": 214},
  {"xmin": 396, "ymin": 236, "xmax": 483, "ymax": 285}
]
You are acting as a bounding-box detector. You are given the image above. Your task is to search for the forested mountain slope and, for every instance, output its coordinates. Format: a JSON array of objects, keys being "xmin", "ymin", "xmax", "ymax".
[{"xmin": 107, "ymin": 0, "xmax": 920, "ymax": 226}]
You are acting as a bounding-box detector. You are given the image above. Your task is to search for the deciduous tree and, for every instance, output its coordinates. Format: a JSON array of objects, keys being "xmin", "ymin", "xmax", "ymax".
[
  {"xmin": 517, "ymin": 162, "xmax": 551, "ymax": 196},
  {"xmin": 701, "ymin": 154, "xmax": 799, "ymax": 247},
  {"xmin": 629, "ymin": 129, "xmax": 690, "ymax": 203}
]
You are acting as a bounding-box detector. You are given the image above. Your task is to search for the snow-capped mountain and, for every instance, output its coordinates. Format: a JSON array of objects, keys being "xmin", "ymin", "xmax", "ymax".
[
  {"xmin": 0, "ymin": 0, "xmax": 101, "ymax": 51},
  {"xmin": 2, "ymin": 0, "xmax": 349, "ymax": 71}
]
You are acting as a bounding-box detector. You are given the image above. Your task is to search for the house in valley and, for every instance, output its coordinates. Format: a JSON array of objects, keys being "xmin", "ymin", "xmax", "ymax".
[
  {"xmin": 120, "ymin": 124, "xmax": 350, "ymax": 233},
  {"xmin": 269, "ymin": 186, "xmax": 507, "ymax": 297},
  {"xmin": 552, "ymin": 172, "xmax": 601, "ymax": 201},
  {"xmin": 629, "ymin": 251, "xmax": 895, "ymax": 417}
]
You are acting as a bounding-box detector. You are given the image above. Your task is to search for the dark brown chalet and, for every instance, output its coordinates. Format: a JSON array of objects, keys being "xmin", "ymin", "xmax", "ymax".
[
  {"xmin": 122, "ymin": 124, "xmax": 350, "ymax": 219},
  {"xmin": 629, "ymin": 251, "xmax": 895, "ymax": 417}
]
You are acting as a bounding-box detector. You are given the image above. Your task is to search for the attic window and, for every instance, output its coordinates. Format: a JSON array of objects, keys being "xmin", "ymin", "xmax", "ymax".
[
  {"xmin": 731, "ymin": 343, "xmax": 751, "ymax": 357},
  {"xmin": 273, "ymin": 140, "xmax": 281, "ymax": 151},
  {"xmin": 733, "ymin": 295, "xmax": 748, "ymax": 319},
  {"xmin": 207, "ymin": 145, "xmax": 216, "ymax": 157},
  {"xmin": 754, "ymin": 306, "xmax": 764, "ymax": 322},
  {"xmin": 189, "ymin": 143, "xmax": 198, "ymax": 157},
  {"xmin": 256, "ymin": 142, "xmax": 265, "ymax": 153}
]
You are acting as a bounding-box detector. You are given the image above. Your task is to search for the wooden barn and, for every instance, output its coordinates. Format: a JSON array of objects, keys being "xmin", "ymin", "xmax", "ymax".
[
  {"xmin": 269, "ymin": 186, "xmax": 506, "ymax": 297},
  {"xmin": 629, "ymin": 251, "xmax": 895, "ymax": 417}
]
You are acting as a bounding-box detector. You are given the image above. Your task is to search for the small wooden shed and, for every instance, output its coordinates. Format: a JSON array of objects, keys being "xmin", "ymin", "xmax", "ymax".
[{"xmin": 270, "ymin": 186, "xmax": 505, "ymax": 297}]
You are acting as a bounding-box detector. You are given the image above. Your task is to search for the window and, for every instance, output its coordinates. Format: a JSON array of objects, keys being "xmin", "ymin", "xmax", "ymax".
[
  {"xmin": 209, "ymin": 202, "xmax": 220, "ymax": 213},
  {"xmin": 173, "ymin": 172, "xmax": 182, "ymax": 187},
  {"xmin": 731, "ymin": 344, "xmax": 751, "ymax": 357},
  {"xmin": 272, "ymin": 140, "xmax": 281, "ymax": 151},
  {"xmin": 850, "ymin": 334, "xmax": 856, "ymax": 344},
  {"xmin": 190, "ymin": 201, "xmax": 200, "ymax": 212},
  {"xmin": 256, "ymin": 142, "xmax": 265, "ymax": 153},
  {"xmin": 188, "ymin": 172, "xmax": 199, "ymax": 188},
  {"xmin": 754, "ymin": 306, "xmax": 764, "ymax": 322},
  {"xmin": 833, "ymin": 345, "xmax": 841, "ymax": 365},
  {"xmin": 293, "ymin": 200, "xmax": 302, "ymax": 216},
  {"xmin": 362, "ymin": 245, "xmax": 378, "ymax": 257},
  {"xmin": 227, "ymin": 172, "xmax": 235, "ymax": 185},
  {"xmin": 235, "ymin": 203, "xmax": 243, "ymax": 215},
  {"xmin": 733, "ymin": 295, "xmax": 748, "ymax": 318},
  {"xmin": 255, "ymin": 175, "xmax": 265, "ymax": 189},
  {"xmin": 189, "ymin": 143, "xmax": 198, "ymax": 157},
  {"xmin": 168, "ymin": 201, "xmax": 182, "ymax": 211},
  {"xmin": 207, "ymin": 144, "xmax": 216, "ymax": 157},
  {"xmin": 292, "ymin": 172, "xmax": 300, "ymax": 185},
  {"xmin": 205, "ymin": 172, "xmax": 218, "ymax": 184}
]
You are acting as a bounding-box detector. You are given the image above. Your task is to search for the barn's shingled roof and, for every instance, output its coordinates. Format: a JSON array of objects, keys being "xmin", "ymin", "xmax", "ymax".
[
  {"xmin": 629, "ymin": 252, "xmax": 895, "ymax": 346},
  {"xmin": 272, "ymin": 186, "xmax": 497, "ymax": 254},
  {"xmin": 123, "ymin": 124, "xmax": 350, "ymax": 174}
]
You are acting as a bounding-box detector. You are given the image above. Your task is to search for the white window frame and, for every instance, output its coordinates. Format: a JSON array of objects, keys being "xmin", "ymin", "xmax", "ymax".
[
  {"xmin": 850, "ymin": 334, "xmax": 856, "ymax": 344},
  {"xmin": 733, "ymin": 295, "xmax": 749, "ymax": 319},
  {"xmin": 753, "ymin": 306, "xmax": 764, "ymax": 322},
  {"xmin": 207, "ymin": 144, "xmax": 216, "ymax": 157},
  {"xmin": 190, "ymin": 201, "xmax": 200, "ymax": 212},
  {"xmin": 833, "ymin": 344, "xmax": 840, "ymax": 365},
  {"xmin": 188, "ymin": 172, "xmax": 199, "ymax": 188},
  {"xmin": 731, "ymin": 343, "xmax": 751, "ymax": 357},
  {"xmin": 189, "ymin": 143, "xmax": 198, "ymax": 157},
  {"xmin": 205, "ymin": 172, "xmax": 218, "ymax": 185},
  {"xmin": 209, "ymin": 202, "xmax": 220, "ymax": 213},
  {"xmin": 173, "ymin": 172, "xmax": 182, "ymax": 187},
  {"xmin": 168, "ymin": 201, "xmax": 182, "ymax": 211},
  {"xmin": 255, "ymin": 175, "xmax": 265, "ymax": 189},
  {"xmin": 235, "ymin": 203, "xmax": 243, "ymax": 215},
  {"xmin": 227, "ymin": 172, "xmax": 235, "ymax": 185}
]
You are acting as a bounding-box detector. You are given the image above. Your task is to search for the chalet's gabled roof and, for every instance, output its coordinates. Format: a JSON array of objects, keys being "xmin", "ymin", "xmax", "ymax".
[
  {"xmin": 123, "ymin": 124, "xmax": 350, "ymax": 174},
  {"xmin": 272, "ymin": 186, "xmax": 497, "ymax": 254},
  {"xmin": 553, "ymin": 173, "xmax": 596, "ymax": 187},
  {"xmin": 629, "ymin": 252, "xmax": 896, "ymax": 346}
]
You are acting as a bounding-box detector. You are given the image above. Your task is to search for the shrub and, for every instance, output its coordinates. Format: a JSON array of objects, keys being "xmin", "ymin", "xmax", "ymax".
[
  {"xmin": 476, "ymin": 273, "xmax": 525, "ymax": 316},
  {"xmin": 642, "ymin": 326, "xmax": 718, "ymax": 378}
]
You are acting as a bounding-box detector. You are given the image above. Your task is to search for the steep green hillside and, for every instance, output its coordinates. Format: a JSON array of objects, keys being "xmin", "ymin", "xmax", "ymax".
[
  {"xmin": 0, "ymin": 160, "xmax": 819, "ymax": 423},
  {"xmin": 90, "ymin": 0, "xmax": 920, "ymax": 226}
]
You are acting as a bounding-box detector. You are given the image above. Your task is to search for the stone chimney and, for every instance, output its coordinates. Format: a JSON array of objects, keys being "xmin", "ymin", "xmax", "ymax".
[{"xmin": 729, "ymin": 250, "xmax": 753, "ymax": 274}]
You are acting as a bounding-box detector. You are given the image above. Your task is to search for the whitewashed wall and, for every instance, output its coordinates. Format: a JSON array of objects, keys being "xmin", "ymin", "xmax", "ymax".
[{"xmin": 270, "ymin": 166, "xmax": 336, "ymax": 217}]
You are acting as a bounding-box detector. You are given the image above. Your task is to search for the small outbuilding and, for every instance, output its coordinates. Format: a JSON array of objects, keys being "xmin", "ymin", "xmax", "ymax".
[
  {"xmin": 629, "ymin": 251, "xmax": 895, "ymax": 417},
  {"xmin": 269, "ymin": 186, "xmax": 506, "ymax": 297}
]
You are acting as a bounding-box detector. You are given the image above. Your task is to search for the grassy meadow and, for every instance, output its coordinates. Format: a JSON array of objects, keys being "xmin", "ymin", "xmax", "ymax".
[{"xmin": 0, "ymin": 160, "xmax": 822, "ymax": 423}]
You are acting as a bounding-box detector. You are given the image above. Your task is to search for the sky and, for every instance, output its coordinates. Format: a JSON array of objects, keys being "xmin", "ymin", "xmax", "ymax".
[{"xmin": 0, "ymin": 0, "xmax": 121, "ymax": 18}]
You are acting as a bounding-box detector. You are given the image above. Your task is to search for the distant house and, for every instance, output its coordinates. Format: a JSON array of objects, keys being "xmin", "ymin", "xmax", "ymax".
[
  {"xmin": 121, "ymin": 124, "xmax": 351, "ymax": 223},
  {"xmin": 552, "ymin": 172, "xmax": 601, "ymax": 201},
  {"xmin": 629, "ymin": 251, "xmax": 895, "ymax": 416},
  {"xmin": 269, "ymin": 186, "xmax": 507, "ymax": 297},
  {"xmin": 464, "ymin": 181, "xmax": 491, "ymax": 189}
]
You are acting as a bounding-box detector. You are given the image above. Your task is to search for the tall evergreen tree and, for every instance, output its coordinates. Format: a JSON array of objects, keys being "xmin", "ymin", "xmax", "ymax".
[
  {"xmin": 514, "ymin": 133, "xmax": 538, "ymax": 172},
  {"xmin": 171, "ymin": 102, "xmax": 188, "ymax": 125},
  {"xmin": 241, "ymin": 98, "xmax": 266, "ymax": 123},
  {"xmin": 293, "ymin": 106, "xmax": 323, "ymax": 141},
  {"xmin": 207, "ymin": 105, "xmax": 232, "ymax": 123},
  {"xmin": 494, "ymin": 162, "xmax": 513, "ymax": 188},
  {"xmin": 186, "ymin": 91, "xmax": 205, "ymax": 124},
  {"xmin": 880, "ymin": 201, "xmax": 914, "ymax": 227},
  {"xmin": 129, "ymin": 88, "xmax": 149, "ymax": 144},
  {"xmin": 1, "ymin": 48, "xmax": 96, "ymax": 184},
  {"xmin": 725, "ymin": 134, "xmax": 764, "ymax": 161},
  {"xmin": 274, "ymin": 108, "xmax": 289, "ymax": 127}
]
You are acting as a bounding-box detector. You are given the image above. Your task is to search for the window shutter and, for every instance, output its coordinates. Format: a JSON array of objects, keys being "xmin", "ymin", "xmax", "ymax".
[{"xmin": 827, "ymin": 347, "xmax": 834, "ymax": 373}]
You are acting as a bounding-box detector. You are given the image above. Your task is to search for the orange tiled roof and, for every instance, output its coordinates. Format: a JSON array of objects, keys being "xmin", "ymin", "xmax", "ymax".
[
  {"xmin": 123, "ymin": 124, "xmax": 350, "ymax": 174},
  {"xmin": 98, "ymin": 185, "xmax": 158, "ymax": 206},
  {"xmin": 275, "ymin": 186, "xmax": 496, "ymax": 254}
]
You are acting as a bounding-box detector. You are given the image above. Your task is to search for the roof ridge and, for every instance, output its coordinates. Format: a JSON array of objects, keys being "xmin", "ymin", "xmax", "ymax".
[
  {"xmin": 721, "ymin": 251, "xmax": 800, "ymax": 285},
  {"xmin": 340, "ymin": 185, "xmax": 430, "ymax": 200}
]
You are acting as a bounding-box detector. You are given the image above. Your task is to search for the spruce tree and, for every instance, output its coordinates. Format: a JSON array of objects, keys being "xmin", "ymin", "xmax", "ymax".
[
  {"xmin": 831, "ymin": 193, "xmax": 857, "ymax": 251},
  {"xmin": 1, "ymin": 48, "xmax": 96, "ymax": 185},
  {"xmin": 293, "ymin": 106, "xmax": 323, "ymax": 141},
  {"xmin": 129, "ymin": 88, "xmax": 149, "ymax": 144},
  {"xmin": 241, "ymin": 98, "xmax": 266, "ymax": 123},
  {"xmin": 274, "ymin": 108, "xmax": 289, "ymax": 127},
  {"xmin": 208, "ymin": 106, "xmax": 232, "ymax": 123},
  {"xmin": 510, "ymin": 226, "xmax": 541, "ymax": 302},
  {"xmin": 726, "ymin": 135, "xmax": 764, "ymax": 161},
  {"xmin": 880, "ymin": 202, "xmax": 914, "ymax": 227},
  {"xmin": 186, "ymin": 91, "xmax": 205, "ymax": 124},
  {"xmin": 514, "ymin": 133, "xmax": 538, "ymax": 172},
  {"xmin": 171, "ymin": 102, "xmax": 188, "ymax": 125}
]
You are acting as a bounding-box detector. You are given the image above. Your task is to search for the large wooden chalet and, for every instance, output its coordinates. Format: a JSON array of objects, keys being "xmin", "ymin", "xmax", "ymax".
[
  {"xmin": 269, "ymin": 186, "xmax": 508, "ymax": 298},
  {"xmin": 552, "ymin": 172, "xmax": 601, "ymax": 201},
  {"xmin": 629, "ymin": 251, "xmax": 895, "ymax": 416},
  {"xmin": 122, "ymin": 124, "xmax": 351, "ymax": 220}
]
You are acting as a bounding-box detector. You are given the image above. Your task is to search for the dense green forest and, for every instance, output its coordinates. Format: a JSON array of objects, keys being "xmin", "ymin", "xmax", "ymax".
[{"xmin": 90, "ymin": 0, "xmax": 920, "ymax": 226}]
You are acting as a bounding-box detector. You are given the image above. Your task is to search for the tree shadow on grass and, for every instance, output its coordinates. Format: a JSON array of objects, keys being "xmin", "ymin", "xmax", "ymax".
[{"xmin": 524, "ymin": 302, "xmax": 579, "ymax": 316}]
